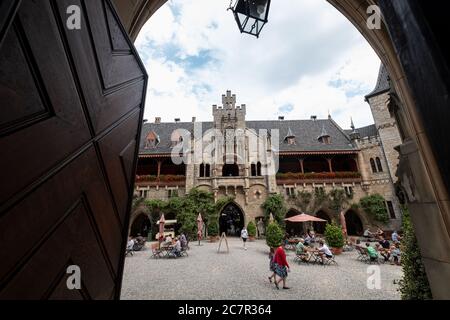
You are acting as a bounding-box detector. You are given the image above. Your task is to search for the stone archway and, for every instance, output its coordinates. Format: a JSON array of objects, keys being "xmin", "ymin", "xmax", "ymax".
[
  {"xmin": 219, "ymin": 202, "xmax": 245, "ymax": 237},
  {"xmin": 130, "ymin": 213, "xmax": 151, "ymax": 237},
  {"xmin": 314, "ymin": 210, "xmax": 333, "ymax": 234},
  {"xmin": 115, "ymin": 0, "xmax": 450, "ymax": 298},
  {"xmin": 345, "ymin": 210, "xmax": 364, "ymax": 236}
]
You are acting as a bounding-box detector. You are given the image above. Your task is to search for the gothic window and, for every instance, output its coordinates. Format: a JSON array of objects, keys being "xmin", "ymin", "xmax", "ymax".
[
  {"xmin": 205, "ymin": 164, "xmax": 211, "ymax": 178},
  {"xmin": 199, "ymin": 163, "xmax": 205, "ymax": 178},
  {"xmin": 386, "ymin": 201, "xmax": 396, "ymax": 219},
  {"xmin": 251, "ymin": 163, "xmax": 257, "ymax": 176},
  {"xmin": 370, "ymin": 158, "xmax": 377, "ymax": 173},
  {"xmin": 285, "ymin": 187, "xmax": 296, "ymax": 198},
  {"xmin": 376, "ymin": 157, "xmax": 383, "ymax": 172},
  {"xmin": 257, "ymin": 162, "xmax": 262, "ymax": 176}
]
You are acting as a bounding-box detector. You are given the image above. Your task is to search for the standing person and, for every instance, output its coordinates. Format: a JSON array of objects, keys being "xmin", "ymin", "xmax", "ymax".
[
  {"xmin": 241, "ymin": 227, "xmax": 249, "ymax": 250},
  {"xmin": 273, "ymin": 245, "xmax": 290, "ymax": 289},
  {"xmin": 268, "ymin": 247, "xmax": 276, "ymax": 283}
]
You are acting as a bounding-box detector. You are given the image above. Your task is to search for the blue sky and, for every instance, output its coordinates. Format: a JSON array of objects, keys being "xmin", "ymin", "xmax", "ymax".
[{"xmin": 135, "ymin": 0, "xmax": 381, "ymax": 129}]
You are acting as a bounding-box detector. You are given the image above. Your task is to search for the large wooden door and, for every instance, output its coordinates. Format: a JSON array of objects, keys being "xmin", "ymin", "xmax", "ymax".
[{"xmin": 0, "ymin": 0, "xmax": 147, "ymax": 299}]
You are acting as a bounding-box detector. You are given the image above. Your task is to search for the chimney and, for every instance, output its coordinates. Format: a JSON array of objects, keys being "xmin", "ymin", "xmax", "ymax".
[
  {"xmin": 155, "ymin": 117, "xmax": 161, "ymax": 124},
  {"xmin": 174, "ymin": 118, "xmax": 180, "ymax": 123},
  {"xmin": 192, "ymin": 117, "xmax": 196, "ymax": 123},
  {"xmin": 311, "ymin": 115, "xmax": 317, "ymax": 121},
  {"xmin": 278, "ymin": 116, "xmax": 285, "ymax": 121}
]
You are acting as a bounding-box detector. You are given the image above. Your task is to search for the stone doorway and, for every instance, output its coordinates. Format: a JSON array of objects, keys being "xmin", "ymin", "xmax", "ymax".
[{"xmin": 219, "ymin": 202, "xmax": 245, "ymax": 237}]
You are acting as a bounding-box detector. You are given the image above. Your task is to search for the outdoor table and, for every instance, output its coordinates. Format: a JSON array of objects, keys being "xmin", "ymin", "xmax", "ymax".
[
  {"xmin": 160, "ymin": 245, "xmax": 175, "ymax": 258},
  {"xmin": 309, "ymin": 250, "xmax": 323, "ymax": 265}
]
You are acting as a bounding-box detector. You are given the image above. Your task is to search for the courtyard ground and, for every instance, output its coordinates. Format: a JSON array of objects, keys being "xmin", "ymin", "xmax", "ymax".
[{"xmin": 120, "ymin": 238, "xmax": 403, "ymax": 300}]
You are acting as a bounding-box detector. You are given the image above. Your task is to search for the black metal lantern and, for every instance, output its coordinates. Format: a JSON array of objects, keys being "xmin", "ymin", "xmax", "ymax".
[{"xmin": 230, "ymin": 0, "xmax": 271, "ymax": 38}]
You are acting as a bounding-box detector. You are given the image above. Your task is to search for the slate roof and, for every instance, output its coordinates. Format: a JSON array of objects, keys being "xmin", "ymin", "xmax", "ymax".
[
  {"xmin": 344, "ymin": 124, "xmax": 378, "ymax": 139},
  {"xmin": 139, "ymin": 118, "xmax": 358, "ymax": 155},
  {"xmin": 365, "ymin": 64, "xmax": 390, "ymax": 99}
]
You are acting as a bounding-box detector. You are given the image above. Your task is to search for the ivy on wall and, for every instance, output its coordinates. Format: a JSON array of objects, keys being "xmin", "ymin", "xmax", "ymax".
[
  {"xmin": 359, "ymin": 194, "xmax": 389, "ymax": 224},
  {"xmin": 261, "ymin": 194, "xmax": 287, "ymax": 228}
]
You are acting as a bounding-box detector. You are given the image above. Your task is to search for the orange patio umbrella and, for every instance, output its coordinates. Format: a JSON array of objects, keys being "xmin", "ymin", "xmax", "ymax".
[{"xmin": 284, "ymin": 213, "xmax": 327, "ymax": 223}]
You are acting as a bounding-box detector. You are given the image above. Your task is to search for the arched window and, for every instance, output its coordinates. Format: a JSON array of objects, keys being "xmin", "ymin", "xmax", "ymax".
[
  {"xmin": 251, "ymin": 163, "xmax": 257, "ymax": 176},
  {"xmin": 199, "ymin": 163, "xmax": 205, "ymax": 178},
  {"xmin": 376, "ymin": 157, "xmax": 383, "ymax": 172},
  {"xmin": 257, "ymin": 162, "xmax": 262, "ymax": 176},
  {"xmin": 370, "ymin": 158, "xmax": 377, "ymax": 173},
  {"xmin": 205, "ymin": 164, "xmax": 211, "ymax": 177}
]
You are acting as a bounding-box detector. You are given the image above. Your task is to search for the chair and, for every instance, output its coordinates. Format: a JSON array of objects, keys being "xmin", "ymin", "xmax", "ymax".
[
  {"xmin": 180, "ymin": 246, "xmax": 189, "ymax": 257},
  {"xmin": 150, "ymin": 243, "xmax": 162, "ymax": 259},
  {"xmin": 324, "ymin": 255, "xmax": 338, "ymax": 266},
  {"xmin": 125, "ymin": 247, "xmax": 133, "ymax": 256}
]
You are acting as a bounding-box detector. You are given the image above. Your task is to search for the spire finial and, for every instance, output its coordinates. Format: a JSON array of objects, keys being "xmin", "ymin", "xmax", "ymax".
[{"xmin": 350, "ymin": 117, "xmax": 355, "ymax": 131}]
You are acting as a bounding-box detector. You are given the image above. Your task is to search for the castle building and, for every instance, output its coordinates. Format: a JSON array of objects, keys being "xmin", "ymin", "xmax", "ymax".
[{"xmin": 132, "ymin": 65, "xmax": 403, "ymax": 237}]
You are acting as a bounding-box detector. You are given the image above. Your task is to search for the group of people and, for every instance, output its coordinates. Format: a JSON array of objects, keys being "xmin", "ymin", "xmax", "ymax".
[
  {"xmin": 361, "ymin": 229, "xmax": 402, "ymax": 265},
  {"xmin": 160, "ymin": 232, "xmax": 188, "ymax": 257},
  {"xmin": 127, "ymin": 233, "xmax": 146, "ymax": 252},
  {"xmin": 294, "ymin": 238, "xmax": 333, "ymax": 264}
]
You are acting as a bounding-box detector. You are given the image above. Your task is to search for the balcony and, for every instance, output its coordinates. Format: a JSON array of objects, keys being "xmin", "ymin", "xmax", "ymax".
[
  {"xmin": 135, "ymin": 174, "xmax": 186, "ymax": 187},
  {"xmin": 276, "ymin": 172, "xmax": 362, "ymax": 185}
]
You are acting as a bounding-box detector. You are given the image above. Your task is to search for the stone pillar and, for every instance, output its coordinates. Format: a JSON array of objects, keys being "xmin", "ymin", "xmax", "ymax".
[
  {"xmin": 157, "ymin": 160, "xmax": 162, "ymax": 178},
  {"xmin": 327, "ymin": 158, "xmax": 333, "ymax": 173}
]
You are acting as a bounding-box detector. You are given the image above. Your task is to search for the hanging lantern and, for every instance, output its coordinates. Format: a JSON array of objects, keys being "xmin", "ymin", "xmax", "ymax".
[{"xmin": 230, "ymin": 0, "xmax": 271, "ymax": 38}]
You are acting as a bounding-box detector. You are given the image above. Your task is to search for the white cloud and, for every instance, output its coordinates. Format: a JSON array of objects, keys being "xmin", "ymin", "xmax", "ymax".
[{"xmin": 135, "ymin": 0, "xmax": 381, "ymax": 129}]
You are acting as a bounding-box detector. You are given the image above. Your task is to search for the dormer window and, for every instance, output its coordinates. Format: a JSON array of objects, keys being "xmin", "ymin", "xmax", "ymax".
[
  {"xmin": 145, "ymin": 131, "xmax": 160, "ymax": 149},
  {"xmin": 318, "ymin": 125, "xmax": 331, "ymax": 144},
  {"xmin": 170, "ymin": 130, "xmax": 183, "ymax": 147},
  {"xmin": 284, "ymin": 127, "xmax": 296, "ymax": 145}
]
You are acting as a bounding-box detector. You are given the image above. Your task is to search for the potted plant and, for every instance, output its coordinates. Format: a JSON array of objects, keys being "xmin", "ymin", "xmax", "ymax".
[
  {"xmin": 324, "ymin": 223, "xmax": 345, "ymax": 255},
  {"xmin": 265, "ymin": 222, "xmax": 284, "ymax": 249},
  {"xmin": 207, "ymin": 222, "xmax": 219, "ymax": 242},
  {"xmin": 247, "ymin": 221, "xmax": 257, "ymax": 241}
]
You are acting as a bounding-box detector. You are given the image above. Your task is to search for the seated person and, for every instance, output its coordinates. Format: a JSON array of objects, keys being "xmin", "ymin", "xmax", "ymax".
[
  {"xmin": 377, "ymin": 237, "xmax": 391, "ymax": 261},
  {"xmin": 376, "ymin": 228, "xmax": 385, "ymax": 239},
  {"xmin": 295, "ymin": 239, "xmax": 310, "ymax": 261},
  {"xmin": 391, "ymin": 230, "xmax": 402, "ymax": 244},
  {"xmin": 391, "ymin": 243, "xmax": 401, "ymax": 265},
  {"xmin": 171, "ymin": 237, "xmax": 182, "ymax": 257},
  {"xmin": 363, "ymin": 228, "xmax": 374, "ymax": 238},
  {"xmin": 126, "ymin": 236, "xmax": 135, "ymax": 251},
  {"xmin": 366, "ymin": 243, "xmax": 379, "ymax": 262},
  {"xmin": 180, "ymin": 233, "xmax": 187, "ymax": 248},
  {"xmin": 135, "ymin": 233, "xmax": 145, "ymax": 244},
  {"xmin": 165, "ymin": 234, "xmax": 173, "ymax": 244},
  {"xmin": 317, "ymin": 240, "xmax": 333, "ymax": 264}
]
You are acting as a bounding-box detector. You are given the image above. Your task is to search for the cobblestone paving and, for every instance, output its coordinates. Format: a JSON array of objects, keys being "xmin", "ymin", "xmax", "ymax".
[{"xmin": 121, "ymin": 238, "xmax": 402, "ymax": 300}]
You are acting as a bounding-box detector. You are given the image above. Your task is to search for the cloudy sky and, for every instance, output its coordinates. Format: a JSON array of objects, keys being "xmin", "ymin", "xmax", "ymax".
[{"xmin": 135, "ymin": 0, "xmax": 381, "ymax": 129}]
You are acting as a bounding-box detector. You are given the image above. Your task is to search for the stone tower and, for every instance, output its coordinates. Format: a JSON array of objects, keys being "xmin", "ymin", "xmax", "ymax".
[
  {"xmin": 365, "ymin": 65, "xmax": 403, "ymax": 183},
  {"xmin": 213, "ymin": 90, "xmax": 246, "ymax": 131}
]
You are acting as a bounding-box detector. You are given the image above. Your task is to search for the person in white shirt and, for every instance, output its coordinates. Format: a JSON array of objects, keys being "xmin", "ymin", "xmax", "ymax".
[
  {"xmin": 317, "ymin": 240, "xmax": 333, "ymax": 264},
  {"xmin": 241, "ymin": 227, "xmax": 249, "ymax": 250},
  {"xmin": 126, "ymin": 237, "xmax": 135, "ymax": 251},
  {"xmin": 171, "ymin": 237, "xmax": 182, "ymax": 257}
]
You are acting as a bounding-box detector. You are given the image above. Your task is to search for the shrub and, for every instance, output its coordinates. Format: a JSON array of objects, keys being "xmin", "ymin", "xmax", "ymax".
[
  {"xmin": 265, "ymin": 222, "xmax": 284, "ymax": 248},
  {"xmin": 262, "ymin": 194, "xmax": 286, "ymax": 228},
  {"xmin": 360, "ymin": 194, "xmax": 389, "ymax": 223},
  {"xmin": 247, "ymin": 221, "xmax": 257, "ymax": 237},
  {"xmin": 207, "ymin": 221, "xmax": 219, "ymax": 237},
  {"xmin": 398, "ymin": 207, "xmax": 432, "ymax": 299},
  {"xmin": 324, "ymin": 223, "xmax": 345, "ymax": 248}
]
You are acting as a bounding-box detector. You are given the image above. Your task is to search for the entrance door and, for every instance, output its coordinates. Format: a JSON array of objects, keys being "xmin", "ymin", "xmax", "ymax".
[
  {"xmin": 219, "ymin": 203, "xmax": 244, "ymax": 236},
  {"xmin": 0, "ymin": 0, "xmax": 147, "ymax": 299}
]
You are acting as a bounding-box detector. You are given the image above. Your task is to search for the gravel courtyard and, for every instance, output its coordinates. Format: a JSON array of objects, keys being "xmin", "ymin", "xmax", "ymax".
[{"xmin": 121, "ymin": 238, "xmax": 403, "ymax": 300}]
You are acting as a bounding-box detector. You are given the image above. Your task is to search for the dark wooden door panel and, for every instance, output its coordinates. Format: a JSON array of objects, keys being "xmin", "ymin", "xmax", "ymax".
[
  {"xmin": 0, "ymin": 0, "xmax": 147, "ymax": 299},
  {"xmin": 0, "ymin": 1, "xmax": 92, "ymax": 205},
  {"xmin": 54, "ymin": 0, "xmax": 146, "ymax": 134}
]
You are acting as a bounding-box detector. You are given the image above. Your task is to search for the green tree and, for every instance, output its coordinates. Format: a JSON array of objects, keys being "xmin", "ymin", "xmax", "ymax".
[
  {"xmin": 398, "ymin": 207, "xmax": 433, "ymax": 300},
  {"xmin": 266, "ymin": 222, "xmax": 284, "ymax": 248},
  {"xmin": 247, "ymin": 221, "xmax": 256, "ymax": 237},
  {"xmin": 324, "ymin": 223, "xmax": 345, "ymax": 248},
  {"xmin": 359, "ymin": 194, "xmax": 389, "ymax": 223},
  {"xmin": 261, "ymin": 194, "xmax": 286, "ymax": 228}
]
